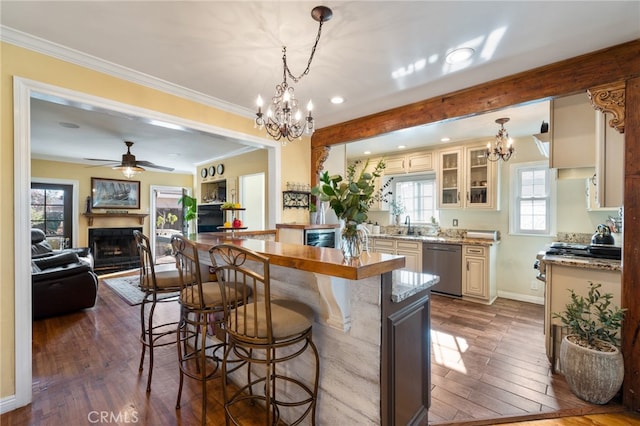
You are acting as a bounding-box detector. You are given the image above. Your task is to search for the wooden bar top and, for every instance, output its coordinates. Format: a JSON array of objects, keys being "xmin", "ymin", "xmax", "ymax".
[{"xmin": 193, "ymin": 233, "xmax": 405, "ymax": 280}]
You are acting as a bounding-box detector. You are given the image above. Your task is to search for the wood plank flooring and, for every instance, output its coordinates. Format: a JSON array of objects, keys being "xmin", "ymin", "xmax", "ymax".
[{"xmin": 2, "ymin": 278, "xmax": 638, "ymax": 425}]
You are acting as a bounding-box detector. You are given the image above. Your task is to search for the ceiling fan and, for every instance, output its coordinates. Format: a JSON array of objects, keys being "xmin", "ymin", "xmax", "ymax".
[{"xmin": 86, "ymin": 141, "xmax": 174, "ymax": 177}]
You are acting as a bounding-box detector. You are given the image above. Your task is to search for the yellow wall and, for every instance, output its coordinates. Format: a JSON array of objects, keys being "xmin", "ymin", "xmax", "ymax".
[
  {"xmin": 32, "ymin": 159, "xmax": 194, "ymax": 244},
  {"xmin": 1, "ymin": 42, "xmax": 310, "ymax": 399}
]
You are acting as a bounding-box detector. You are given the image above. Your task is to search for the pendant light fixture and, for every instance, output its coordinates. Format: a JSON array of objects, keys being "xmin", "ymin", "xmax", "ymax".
[
  {"xmin": 255, "ymin": 6, "xmax": 333, "ymax": 144},
  {"xmin": 486, "ymin": 117, "xmax": 515, "ymax": 161}
]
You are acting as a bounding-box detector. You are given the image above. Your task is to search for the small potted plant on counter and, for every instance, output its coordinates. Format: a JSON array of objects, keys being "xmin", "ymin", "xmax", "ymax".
[
  {"xmin": 553, "ymin": 282, "xmax": 626, "ymax": 404},
  {"xmin": 389, "ymin": 199, "xmax": 405, "ymax": 226}
]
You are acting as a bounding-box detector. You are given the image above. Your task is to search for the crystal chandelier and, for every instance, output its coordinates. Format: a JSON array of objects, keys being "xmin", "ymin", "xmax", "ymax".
[
  {"xmin": 486, "ymin": 117, "xmax": 515, "ymax": 161},
  {"xmin": 255, "ymin": 6, "xmax": 333, "ymax": 144}
]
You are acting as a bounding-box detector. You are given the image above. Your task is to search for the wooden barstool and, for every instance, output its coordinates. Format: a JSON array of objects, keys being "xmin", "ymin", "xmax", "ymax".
[
  {"xmin": 133, "ymin": 230, "xmax": 182, "ymax": 393},
  {"xmin": 171, "ymin": 234, "xmax": 251, "ymax": 426},
  {"xmin": 210, "ymin": 243, "xmax": 320, "ymax": 426}
]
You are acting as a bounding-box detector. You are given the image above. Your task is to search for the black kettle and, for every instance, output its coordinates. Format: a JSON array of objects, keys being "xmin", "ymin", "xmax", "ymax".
[{"xmin": 591, "ymin": 224, "xmax": 615, "ymax": 245}]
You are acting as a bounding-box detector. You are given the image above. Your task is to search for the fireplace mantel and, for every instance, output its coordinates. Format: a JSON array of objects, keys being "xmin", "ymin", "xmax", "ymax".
[{"xmin": 83, "ymin": 213, "xmax": 148, "ymax": 226}]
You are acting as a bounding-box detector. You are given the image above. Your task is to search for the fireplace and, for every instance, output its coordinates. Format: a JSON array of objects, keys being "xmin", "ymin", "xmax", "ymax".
[{"xmin": 88, "ymin": 227, "xmax": 141, "ymax": 274}]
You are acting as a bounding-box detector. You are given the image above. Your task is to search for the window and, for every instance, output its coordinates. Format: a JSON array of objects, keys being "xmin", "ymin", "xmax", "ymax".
[
  {"xmin": 510, "ymin": 162, "xmax": 555, "ymax": 235},
  {"xmin": 393, "ymin": 175, "xmax": 438, "ymax": 223},
  {"xmin": 31, "ymin": 183, "xmax": 73, "ymax": 247}
]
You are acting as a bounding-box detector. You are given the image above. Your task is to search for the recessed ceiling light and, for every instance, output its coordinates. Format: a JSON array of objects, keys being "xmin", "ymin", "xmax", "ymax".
[
  {"xmin": 398, "ymin": 145, "xmax": 406, "ymax": 149},
  {"xmin": 441, "ymin": 137, "xmax": 450, "ymax": 142},
  {"xmin": 59, "ymin": 122, "xmax": 79, "ymax": 129},
  {"xmin": 330, "ymin": 96, "xmax": 344, "ymax": 104},
  {"xmin": 445, "ymin": 47, "xmax": 475, "ymax": 64},
  {"xmin": 364, "ymin": 150, "xmax": 371, "ymax": 155}
]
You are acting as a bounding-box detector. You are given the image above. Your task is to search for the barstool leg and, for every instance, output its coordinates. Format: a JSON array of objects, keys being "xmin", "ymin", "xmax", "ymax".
[
  {"xmin": 145, "ymin": 297, "xmax": 158, "ymax": 392},
  {"xmin": 176, "ymin": 316, "xmax": 185, "ymax": 410},
  {"xmin": 138, "ymin": 296, "xmax": 147, "ymax": 374}
]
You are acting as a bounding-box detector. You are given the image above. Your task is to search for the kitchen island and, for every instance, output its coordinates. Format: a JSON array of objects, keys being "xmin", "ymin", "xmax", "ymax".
[{"xmin": 192, "ymin": 233, "xmax": 439, "ymax": 425}]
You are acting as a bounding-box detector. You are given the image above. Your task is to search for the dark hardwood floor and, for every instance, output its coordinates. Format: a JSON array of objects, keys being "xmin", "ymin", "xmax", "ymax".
[
  {"xmin": 1, "ymin": 277, "xmax": 636, "ymax": 425},
  {"xmin": 428, "ymin": 294, "xmax": 629, "ymax": 425}
]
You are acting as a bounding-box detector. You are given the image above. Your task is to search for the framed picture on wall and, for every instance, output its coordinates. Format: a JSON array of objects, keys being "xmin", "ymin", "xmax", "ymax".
[{"xmin": 91, "ymin": 177, "xmax": 140, "ymax": 209}]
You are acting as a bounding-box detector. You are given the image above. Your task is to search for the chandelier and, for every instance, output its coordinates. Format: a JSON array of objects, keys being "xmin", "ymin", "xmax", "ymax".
[
  {"xmin": 255, "ymin": 6, "xmax": 333, "ymax": 144},
  {"xmin": 486, "ymin": 117, "xmax": 515, "ymax": 161}
]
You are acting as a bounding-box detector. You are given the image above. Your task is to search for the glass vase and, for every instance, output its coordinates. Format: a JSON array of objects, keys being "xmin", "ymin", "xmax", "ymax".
[{"xmin": 341, "ymin": 224, "xmax": 365, "ymax": 260}]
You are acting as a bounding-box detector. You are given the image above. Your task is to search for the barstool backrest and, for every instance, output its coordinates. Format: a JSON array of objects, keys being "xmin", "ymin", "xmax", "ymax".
[
  {"xmin": 134, "ymin": 230, "xmax": 157, "ymax": 291},
  {"xmin": 209, "ymin": 244, "xmax": 272, "ymax": 344},
  {"xmin": 171, "ymin": 234, "xmax": 207, "ymax": 310}
]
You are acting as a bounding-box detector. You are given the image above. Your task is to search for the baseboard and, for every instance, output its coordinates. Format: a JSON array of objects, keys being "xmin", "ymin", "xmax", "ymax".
[
  {"xmin": 0, "ymin": 394, "xmax": 17, "ymax": 415},
  {"xmin": 497, "ymin": 290, "xmax": 544, "ymax": 305}
]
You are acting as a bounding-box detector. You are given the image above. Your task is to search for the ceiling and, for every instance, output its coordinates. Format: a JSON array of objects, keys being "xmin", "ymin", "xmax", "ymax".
[{"xmin": 2, "ymin": 1, "xmax": 639, "ymax": 172}]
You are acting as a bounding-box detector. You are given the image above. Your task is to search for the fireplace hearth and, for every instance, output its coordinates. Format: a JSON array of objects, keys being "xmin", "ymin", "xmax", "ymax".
[{"xmin": 88, "ymin": 227, "xmax": 141, "ymax": 274}]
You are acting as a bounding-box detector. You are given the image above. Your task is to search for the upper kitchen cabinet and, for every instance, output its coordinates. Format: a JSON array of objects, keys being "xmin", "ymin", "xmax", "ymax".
[
  {"xmin": 550, "ymin": 93, "xmax": 596, "ymax": 170},
  {"xmin": 437, "ymin": 145, "xmax": 499, "ymax": 210},
  {"xmin": 438, "ymin": 148, "xmax": 462, "ymax": 208},
  {"xmin": 384, "ymin": 151, "xmax": 434, "ymax": 175},
  {"xmin": 593, "ymin": 111, "xmax": 624, "ymax": 209}
]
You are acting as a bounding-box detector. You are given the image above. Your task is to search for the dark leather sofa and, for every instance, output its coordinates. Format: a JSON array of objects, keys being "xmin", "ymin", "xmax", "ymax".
[{"xmin": 31, "ymin": 229, "xmax": 98, "ymax": 319}]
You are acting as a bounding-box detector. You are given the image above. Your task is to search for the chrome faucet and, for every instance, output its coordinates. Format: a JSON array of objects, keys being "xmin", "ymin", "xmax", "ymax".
[{"xmin": 405, "ymin": 215, "xmax": 413, "ymax": 235}]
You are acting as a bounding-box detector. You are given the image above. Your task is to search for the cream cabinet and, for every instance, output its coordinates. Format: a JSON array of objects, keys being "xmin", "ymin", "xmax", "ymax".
[
  {"xmin": 462, "ymin": 244, "xmax": 497, "ymax": 304},
  {"xmin": 382, "ymin": 151, "xmax": 434, "ymax": 175},
  {"xmin": 593, "ymin": 111, "xmax": 624, "ymax": 209},
  {"xmin": 438, "ymin": 145, "xmax": 499, "ymax": 210},
  {"xmin": 370, "ymin": 238, "xmax": 422, "ymax": 273},
  {"xmin": 438, "ymin": 148, "xmax": 463, "ymax": 208},
  {"xmin": 550, "ymin": 93, "xmax": 596, "ymax": 169}
]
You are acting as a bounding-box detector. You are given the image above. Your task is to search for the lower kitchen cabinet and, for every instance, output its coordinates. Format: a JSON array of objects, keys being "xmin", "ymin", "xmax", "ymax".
[
  {"xmin": 462, "ymin": 244, "xmax": 497, "ymax": 304},
  {"xmin": 371, "ymin": 238, "xmax": 422, "ymax": 273}
]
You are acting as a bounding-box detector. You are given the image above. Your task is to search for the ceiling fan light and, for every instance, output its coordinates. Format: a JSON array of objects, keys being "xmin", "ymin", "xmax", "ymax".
[{"xmin": 114, "ymin": 164, "xmax": 144, "ymax": 179}]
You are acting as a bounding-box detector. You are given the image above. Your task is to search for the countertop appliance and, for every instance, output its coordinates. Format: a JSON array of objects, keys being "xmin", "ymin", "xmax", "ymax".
[
  {"xmin": 197, "ymin": 204, "xmax": 224, "ymax": 233},
  {"xmin": 591, "ymin": 223, "xmax": 615, "ymax": 245},
  {"xmin": 422, "ymin": 243, "xmax": 462, "ymax": 297},
  {"xmin": 544, "ymin": 241, "xmax": 621, "ymax": 260},
  {"xmin": 304, "ymin": 228, "xmax": 336, "ymax": 248}
]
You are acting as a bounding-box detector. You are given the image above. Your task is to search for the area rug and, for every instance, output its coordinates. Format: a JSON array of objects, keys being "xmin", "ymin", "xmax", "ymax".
[{"xmin": 102, "ymin": 275, "xmax": 179, "ymax": 306}]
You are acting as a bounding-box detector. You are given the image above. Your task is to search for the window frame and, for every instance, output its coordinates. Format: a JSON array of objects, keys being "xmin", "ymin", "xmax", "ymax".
[
  {"xmin": 390, "ymin": 173, "xmax": 438, "ymax": 224},
  {"xmin": 509, "ymin": 161, "xmax": 556, "ymax": 236}
]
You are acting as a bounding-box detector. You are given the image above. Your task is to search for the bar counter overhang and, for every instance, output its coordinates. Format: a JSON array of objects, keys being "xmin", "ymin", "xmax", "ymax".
[{"xmin": 193, "ymin": 234, "xmax": 439, "ymax": 425}]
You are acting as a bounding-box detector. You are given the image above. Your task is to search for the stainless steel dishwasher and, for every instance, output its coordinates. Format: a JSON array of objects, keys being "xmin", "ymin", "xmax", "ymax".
[{"xmin": 422, "ymin": 243, "xmax": 462, "ymax": 297}]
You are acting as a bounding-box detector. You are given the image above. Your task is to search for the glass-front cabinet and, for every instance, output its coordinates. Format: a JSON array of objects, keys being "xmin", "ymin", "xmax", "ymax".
[
  {"xmin": 438, "ymin": 145, "xmax": 499, "ymax": 210},
  {"xmin": 467, "ymin": 147, "xmax": 490, "ymax": 207},
  {"xmin": 438, "ymin": 149, "xmax": 462, "ymax": 208}
]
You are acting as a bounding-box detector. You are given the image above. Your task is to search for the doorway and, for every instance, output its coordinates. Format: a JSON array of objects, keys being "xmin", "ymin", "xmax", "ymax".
[
  {"xmin": 150, "ymin": 186, "xmax": 187, "ymax": 264},
  {"xmin": 239, "ymin": 173, "xmax": 265, "ymax": 231}
]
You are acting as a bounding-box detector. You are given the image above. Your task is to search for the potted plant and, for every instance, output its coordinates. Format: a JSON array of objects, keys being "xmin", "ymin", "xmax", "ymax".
[
  {"xmin": 389, "ymin": 199, "xmax": 406, "ymax": 225},
  {"xmin": 178, "ymin": 194, "xmax": 198, "ymax": 235},
  {"xmin": 312, "ymin": 158, "xmax": 390, "ymax": 259},
  {"xmin": 553, "ymin": 282, "xmax": 626, "ymax": 404}
]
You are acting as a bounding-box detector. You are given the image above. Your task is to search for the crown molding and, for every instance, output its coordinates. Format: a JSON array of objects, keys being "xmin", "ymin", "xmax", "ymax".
[{"xmin": 1, "ymin": 25, "xmax": 254, "ymax": 119}]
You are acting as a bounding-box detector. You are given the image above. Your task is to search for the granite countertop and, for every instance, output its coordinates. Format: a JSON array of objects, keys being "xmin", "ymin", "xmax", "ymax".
[
  {"xmin": 276, "ymin": 223, "xmax": 340, "ymax": 230},
  {"xmin": 368, "ymin": 233, "xmax": 498, "ymax": 247},
  {"xmin": 540, "ymin": 254, "xmax": 621, "ymax": 272},
  {"xmin": 391, "ymin": 269, "xmax": 440, "ymax": 303}
]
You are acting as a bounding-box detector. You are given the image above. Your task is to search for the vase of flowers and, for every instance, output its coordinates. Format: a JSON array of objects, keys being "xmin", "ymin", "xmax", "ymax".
[
  {"xmin": 312, "ymin": 158, "xmax": 389, "ymax": 260},
  {"xmin": 389, "ymin": 199, "xmax": 406, "ymax": 225}
]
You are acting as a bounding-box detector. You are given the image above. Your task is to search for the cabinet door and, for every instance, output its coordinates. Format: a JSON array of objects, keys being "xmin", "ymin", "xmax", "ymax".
[
  {"xmin": 438, "ymin": 149, "xmax": 462, "ymax": 208},
  {"xmin": 465, "ymin": 146, "xmax": 498, "ymax": 209},
  {"xmin": 594, "ymin": 111, "xmax": 624, "ymax": 209},
  {"xmin": 407, "ymin": 152, "xmax": 433, "ymax": 173},
  {"xmin": 397, "ymin": 240, "xmax": 422, "ymax": 273},
  {"xmin": 550, "ymin": 93, "xmax": 596, "ymax": 169},
  {"xmin": 384, "ymin": 155, "xmax": 406, "ymax": 175},
  {"xmin": 464, "ymin": 256, "xmax": 486, "ymax": 298},
  {"xmin": 372, "ymin": 238, "xmax": 395, "ymax": 254}
]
